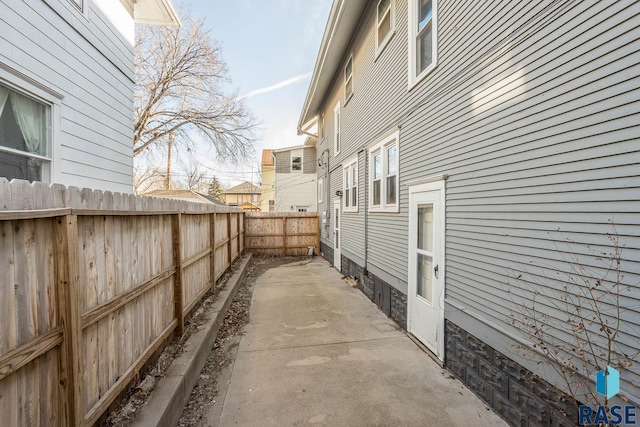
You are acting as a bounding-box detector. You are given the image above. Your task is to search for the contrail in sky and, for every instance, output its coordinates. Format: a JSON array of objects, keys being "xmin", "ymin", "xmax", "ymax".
[{"xmin": 239, "ymin": 73, "xmax": 311, "ymax": 100}]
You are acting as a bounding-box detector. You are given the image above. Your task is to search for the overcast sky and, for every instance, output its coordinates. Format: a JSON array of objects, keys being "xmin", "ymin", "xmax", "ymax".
[{"xmin": 183, "ymin": 0, "xmax": 332, "ymax": 186}]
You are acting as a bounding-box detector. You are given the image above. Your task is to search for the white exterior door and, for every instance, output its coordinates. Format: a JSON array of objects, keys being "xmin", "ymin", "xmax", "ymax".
[
  {"xmin": 408, "ymin": 180, "xmax": 445, "ymax": 360},
  {"xmin": 333, "ymin": 199, "xmax": 341, "ymax": 269}
]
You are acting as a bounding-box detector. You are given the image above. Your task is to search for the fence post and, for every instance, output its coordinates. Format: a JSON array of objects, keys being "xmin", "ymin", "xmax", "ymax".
[
  {"xmin": 282, "ymin": 216, "xmax": 287, "ymax": 256},
  {"xmin": 226, "ymin": 213, "xmax": 232, "ymax": 268},
  {"xmin": 209, "ymin": 212, "xmax": 216, "ymax": 290},
  {"xmin": 54, "ymin": 214, "xmax": 84, "ymax": 427},
  {"xmin": 172, "ymin": 213, "xmax": 184, "ymax": 336},
  {"xmin": 242, "ymin": 212, "xmax": 247, "ymax": 253},
  {"xmin": 236, "ymin": 212, "xmax": 241, "ymax": 259}
]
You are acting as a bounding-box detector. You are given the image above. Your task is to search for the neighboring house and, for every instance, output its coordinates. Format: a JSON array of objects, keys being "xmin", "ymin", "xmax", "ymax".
[
  {"xmin": 272, "ymin": 137, "xmax": 317, "ymax": 212},
  {"xmin": 299, "ymin": 0, "xmax": 640, "ymax": 423},
  {"xmin": 223, "ymin": 181, "xmax": 261, "ymax": 212},
  {"xmin": 0, "ymin": 0, "xmax": 179, "ymax": 193},
  {"xmin": 259, "ymin": 149, "xmax": 275, "ymax": 211},
  {"xmin": 146, "ymin": 189, "xmax": 226, "ymax": 206}
]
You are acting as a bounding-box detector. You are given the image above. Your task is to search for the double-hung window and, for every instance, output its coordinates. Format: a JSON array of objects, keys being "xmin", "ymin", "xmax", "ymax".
[
  {"xmin": 291, "ymin": 149, "xmax": 303, "ymax": 172},
  {"xmin": 408, "ymin": 0, "xmax": 438, "ymax": 89},
  {"xmin": 376, "ymin": 0, "xmax": 395, "ymax": 56},
  {"xmin": 369, "ymin": 131, "xmax": 399, "ymax": 212},
  {"xmin": 0, "ymin": 82, "xmax": 52, "ymax": 183},
  {"xmin": 343, "ymin": 157, "xmax": 358, "ymax": 212},
  {"xmin": 333, "ymin": 102, "xmax": 340, "ymax": 156},
  {"xmin": 344, "ymin": 55, "xmax": 353, "ymax": 102}
]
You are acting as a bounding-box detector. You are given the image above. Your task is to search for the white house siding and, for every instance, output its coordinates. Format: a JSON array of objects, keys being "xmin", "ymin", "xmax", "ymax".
[
  {"xmin": 317, "ymin": 0, "xmax": 640, "ymax": 400},
  {"xmin": 273, "ymin": 146, "xmax": 318, "ymax": 212},
  {"xmin": 274, "ymin": 172, "xmax": 317, "ymax": 212},
  {"xmin": 0, "ymin": 0, "xmax": 135, "ymax": 193}
]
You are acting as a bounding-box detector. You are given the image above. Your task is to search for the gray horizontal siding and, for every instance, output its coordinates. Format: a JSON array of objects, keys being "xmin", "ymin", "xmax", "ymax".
[
  {"xmin": 0, "ymin": 0, "xmax": 135, "ymax": 193},
  {"xmin": 316, "ymin": 0, "xmax": 640, "ymax": 399},
  {"xmin": 303, "ymin": 147, "xmax": 317, "ymax": 174}
]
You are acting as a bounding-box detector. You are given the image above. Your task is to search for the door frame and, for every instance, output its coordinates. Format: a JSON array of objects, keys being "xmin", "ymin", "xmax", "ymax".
[
  {"xmin": 333, "ymin": 199, "xmax": 341, "ymax": 270},
  {"xmin": 407, "ymin": 179, "xmax": 445, "ymax": 360}
]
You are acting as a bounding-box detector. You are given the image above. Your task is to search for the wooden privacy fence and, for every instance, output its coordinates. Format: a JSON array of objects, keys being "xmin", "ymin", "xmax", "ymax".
[
  {"xmin": 0, "ymin": 179, "xmax": 244, "ymax": 426},
  {"xmin": 244, "ymin": 212, "xmax": 319, "ymax": 256}
]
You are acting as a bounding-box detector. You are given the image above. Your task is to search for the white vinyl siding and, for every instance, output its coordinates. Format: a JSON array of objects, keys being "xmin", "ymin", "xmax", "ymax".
[
  {"xmin": 318, "ymin": 177, "xmax": 324, "ymax": 203},
  {"xmin": 0, "ymin": 0, "xmax": 135, "ymax": 193}
]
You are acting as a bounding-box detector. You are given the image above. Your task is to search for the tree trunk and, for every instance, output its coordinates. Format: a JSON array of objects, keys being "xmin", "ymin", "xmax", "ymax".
[{"xmin": 164, "ymin": 135, "xmax": 174, "ymax": 190}]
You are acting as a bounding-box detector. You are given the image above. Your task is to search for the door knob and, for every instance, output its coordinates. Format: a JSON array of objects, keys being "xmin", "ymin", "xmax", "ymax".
[{"xmin": 434, "ymin": 264, "xmax": 439, "ymax": 279}]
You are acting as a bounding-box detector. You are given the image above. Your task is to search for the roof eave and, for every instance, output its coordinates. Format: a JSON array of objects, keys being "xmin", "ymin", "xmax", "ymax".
[
  {"xmin": 120, "ymin": 0, "xmax": 181, "ymax": 26},
  {"xmin": 297, "ymin": 0, "xmax": 367, "ymax": 130}
]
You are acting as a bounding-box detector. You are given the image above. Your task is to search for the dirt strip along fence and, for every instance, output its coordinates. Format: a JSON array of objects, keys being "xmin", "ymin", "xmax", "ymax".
[
  {"xmin": 244, "ymin": 212, "xmax": 319, "ymax": 256},
  {"xmin": 0, "ymin": 179, "xmax": 245, "ymax": 426}
]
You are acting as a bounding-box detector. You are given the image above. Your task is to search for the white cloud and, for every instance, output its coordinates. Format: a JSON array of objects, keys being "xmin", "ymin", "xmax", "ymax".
[{"xmin": 239, "ymin": 73, "xmax": 311, "ymax": 100}]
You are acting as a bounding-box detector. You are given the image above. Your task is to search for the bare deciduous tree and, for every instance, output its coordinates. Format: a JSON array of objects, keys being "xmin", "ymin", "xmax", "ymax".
[
  {"xmin": 134, "ymin": 8, "xmax": 256, "ymax": 163},
  {"xmin": 133, "ymin": 165, "xmax": 164, "ymax": 194}
]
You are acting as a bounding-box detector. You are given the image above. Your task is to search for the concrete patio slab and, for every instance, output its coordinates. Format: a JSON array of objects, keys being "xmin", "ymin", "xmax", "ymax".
[{"xmin": 210, "ymin": 257, "xmax": 507, "ymax": 427}]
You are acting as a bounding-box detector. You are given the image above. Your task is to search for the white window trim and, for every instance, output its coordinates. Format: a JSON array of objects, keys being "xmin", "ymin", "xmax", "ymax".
[
  {"xmin": 408, "ymin": 0, "xmax": 438, "ymax": 91},
  {"xmin": 318, "ymin": 177, "xmax": 324, "ymax": 204},
  {"xmin": 0, "ymin": 66, "xmax": 62, "ymax": 184},
  {"xmin": 291, "ymin": 149, "xmax": 303, "ymax": 173},
  {"xmin": 369, "ymin": 130, "xmax": 399, "ymax": 213},
  {"xmin": 333, "ymin": 102, "xmax": 341, "ymax": 157},
  {"xmin": 343, "ymin": 156, "xmax": 358, "ymax": 213},
  {"xmin": 344, "ymin": 54, "xmax": 354, "ymax": 104},
  {"xmin": 375, "ymin": 0, "xmax": 396, "ymax": 60}
]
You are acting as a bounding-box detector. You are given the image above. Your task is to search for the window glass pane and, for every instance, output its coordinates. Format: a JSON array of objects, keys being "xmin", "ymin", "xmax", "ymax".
[
  {"xmin": 352, "ymin": 186, "xmax": 357, "ymax": 207},
  {"xmin": 386, "ymin": 175, "xmax": 396, "ymax": 205},
  {"xmin": 292, "ymin": 156, "xmax": 302, "ymax": 171},
  {"xmin": 417, "ymin": 21, "xmax": 433, "ymax": 74},
  {"xmin": 387, "ymin": 145, "xmax": 397, "ymax": 175},
  {"xmin": 345, "ymin": 77, "xmax": 353, "ymax": 97},
  {"xmin": 345, "ymin": 58, "xmax": 352, "ymax": 79},
  {"xmin": 417, "ymin": 253, "xmax": 433, "ymax": 302},
  {"xmin": 352, "ymin": 164, "xmax": 357, "ymax": 184},
  {"xmin": 374, "ymin": 153, "xmax": 382, "ymax": 179},
  {"xmin": 378, "ymin": 0, "xmax": 390, "ymax": 20},
  {"xmin": 0, "ymin": 84, "xmax": 50, "ymax": 183},
  {"xmin": 345, "ymin": 188, "xmax": 350, "ymax": 207},
  {"xmin": 418, "ymin": 0, "xmax": 432, "ymax": 32},
  {"xmin": 418, "ymin": 205, "xmax": 433, "ymax": 251},
  {"xmin": 373, "ymin": 180, "xmax": 381, "ymax": 205},
  {"xmin": 378, "ymin": 13, "xmax": 391, "ymax": 45}
]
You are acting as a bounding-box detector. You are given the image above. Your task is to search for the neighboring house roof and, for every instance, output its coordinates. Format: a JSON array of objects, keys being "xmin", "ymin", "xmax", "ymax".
[
  {"xmin": 147, "ymin": 189, "xmax": 225, "ymax": 205},
  {"xmin": 272, "ymin": 138, "xmax": 318, "ymax": 154},
  {"xmin": 224, "ymin": 181, "xmax": 261, "ymax": 194},
  {"xmin": 119, "ymin": 0, "xmax": 181, "ymax": 26},
  {"xmin": 261, "ymin": 149, "xmax": 274, "ymax": 167},
  {"xmin": 298, "ymin": 0, "xmax": 368, "ymax": 130},
  {"xmin": 239, "ymin": 202, "xmax": 261, "ymax": 211}
]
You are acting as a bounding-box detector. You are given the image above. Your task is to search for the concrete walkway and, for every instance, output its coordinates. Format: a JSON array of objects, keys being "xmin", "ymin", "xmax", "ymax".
[{"xmin": 209, "ymin": 258, "xmax": 507, "ymax": 427}]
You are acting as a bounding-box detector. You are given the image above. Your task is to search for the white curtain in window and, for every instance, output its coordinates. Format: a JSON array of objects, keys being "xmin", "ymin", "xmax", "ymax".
[
  {"xmin": 0, "ymin": 86, "xmax": 8, "ymax": 117},
  {"xmin": 10, "ymin": 92, "xmax": 45, "ymax": 155}
]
